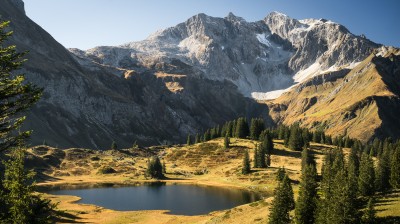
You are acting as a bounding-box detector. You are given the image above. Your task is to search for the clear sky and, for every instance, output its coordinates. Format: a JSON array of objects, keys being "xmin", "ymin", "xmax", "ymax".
[{"xmin": 23, "ymin": 0, "xmax": 400, "ymax": 50}]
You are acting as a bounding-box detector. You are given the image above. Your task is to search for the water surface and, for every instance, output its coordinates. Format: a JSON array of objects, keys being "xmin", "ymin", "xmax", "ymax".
[{"xmin": 44, "ymin": 182, "xmax": 260, "ymax": 215}]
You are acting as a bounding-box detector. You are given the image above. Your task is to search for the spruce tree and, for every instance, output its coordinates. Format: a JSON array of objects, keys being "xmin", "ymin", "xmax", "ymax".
[
  {"xmin": 0, "ymin": 21, "xmax": 42, "ymax": 152},
  {"xmin": 301, "ymin": 148, "xmax": 316, "ymax": 171},
  {"xmin": 295, "ymin": 164, "xmax": 318, "ymax": 224},
  {"xmin": 348, "ymin": 145, "xmax": 360, "ymax": 196},
  {"xmin": 390, "ymin": 146, "xmax": 400, "ymax": 189},
  {"xmin": 186, "ymin": 134, "xmax": 191, "ymax": 145},
  {"xmin": 288, "ymin": 123, "xmax": 303, "ymax": 151},
  {"xmin": 276, "ymin": 167, "xmax": 286, "ymax": 181},
  {"xmin": 362, "ymin": 198, "xmax": 376, "ymax": 224},
  {"xmin": 235, "ymin": 117, "xmax": 249, "ymax": 139},
  {"xmin": 268, "ymin": 175, "xmax": 294, "ymax": 224},
  {"xmin": 2, "ymin": 147, "xmax": 55, "ymax": 223},
  {"xmin": 111, "ymin": 141, "xmax": 117, "ymax": 150},
  {"xmin": 242, "ymin": 150, "xmax": 251, "ymax": 174},
  {"xmin": 195, "ymin": 133, "xmax": 200, "ymax": 144},
  {"xmin": 147, "ymin": 156, "xmax": 164, "ymax": 179},
  {"xmin": 375, "ymin": 147, "xmax": 391, "ymax": 192},
  {"xmin": 250, "ymin": 118, "xmax": 264, "ymax": 140},
  {"xmin": 358, "ymin": 152, "xmax": 375, "ymax": 196},
  {"xmin": 224, "ymin": 134, "xmax": 230, "ymax": 149},
  {"xmin": 253, "ymin": 144, "xmax": 259, "ymax": 168}
]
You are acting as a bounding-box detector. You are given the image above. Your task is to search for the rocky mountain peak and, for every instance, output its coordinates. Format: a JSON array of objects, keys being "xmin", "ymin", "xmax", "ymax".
[
  {"xmin": 9, "ymin": 0, "xmax": 25, "ymax": 14},
  {"xmin": 225, "ymin": 12, "xmax": 246, "ymax": 23},
  {"xmin": 264, "ymin": 11, "xmax": 303, "ymax": 38}
]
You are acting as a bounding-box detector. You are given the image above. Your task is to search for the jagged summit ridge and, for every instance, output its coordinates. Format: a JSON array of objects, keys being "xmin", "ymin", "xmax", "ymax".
[{"xmin": 76, "ymin": 11, "xmax": 381, "ymax": 100}]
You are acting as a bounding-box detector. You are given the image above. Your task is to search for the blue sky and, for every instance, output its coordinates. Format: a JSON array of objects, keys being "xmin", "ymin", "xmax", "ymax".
[{"xmin": 24, "ymin": 0, "xmax": 399, "ymax": 50}]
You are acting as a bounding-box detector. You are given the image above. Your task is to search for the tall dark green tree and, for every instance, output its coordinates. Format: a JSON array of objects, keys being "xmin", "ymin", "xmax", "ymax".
[
  {"xmin": 362, "ymin": 198, "xmax": 376, "ymax": 224},
  {"xmin": 288, "ymin": 123, "xmax": 303, "ymax": 151},
  {"xmin": 261, "ymin": 131, "xmax": 274, "ymax": 155},
  {"xmin": 111, "ymin": 141, "xmax": 117, "ymax": 150},
  {"xmin": 358, "ymin": 152, "xmax": 375, "ymax": 197},
  {"xmin": 301, "ymin": 148, "xmax": 316, "ymax": 171},
  {"xmin": 195, "ymin": 133, "xmax": 200, "ymax": 144},
  {"xmin": 390, "ymin": 146, "xmax": 400, "ymax": 189},
  {"xmin": 276, "ymin": 167, "xmax": 286, "ymax": 181},
  {"xmin": 0, "ymin": 20, "xmax": 54, "ymax": 223},
  {"xmin": 235, "ymin": 117, "xmax": 249, "ymax": 139},
  {"xmin": 348, "ymin": 145, "xmax": 360, "ymax": 196},
  {"xmin": 268, "ymin": 175, "xmax": 294, "ymax": 224},
  {"xmin": 295, "ymin": 164, "xmax": 318, "ymax": 224},
  {"xmin": 224, "ymin": 134, "xmax": 230, "ymax": 149},
  {"xmin": 0, "ymin": 21, "xmax": 42, "ymax": 152},
  {"xmin": 249, "ymin": 118, "xmax": 264, "ymax": 140},
  {"xmin": 253, "ymin": 144, "xmax": 259, "ymax": 168},
  {"xmin": 375, "ymin": 147, "xmax": 391, "ymax": 192},
  {"xmin": 242, "ymin": 150, "xmax": 251, "ymax": 175},
  {"xmin": 186, "ymin": 134, "xmax": 191, "ymax": 145},
  {"xmin": 2, "ymin": 147, "xmax": 55, "ymax": 223},
  {"xmin": 147, "ymin": 156, "xmax": 164, "ymax": 179}
]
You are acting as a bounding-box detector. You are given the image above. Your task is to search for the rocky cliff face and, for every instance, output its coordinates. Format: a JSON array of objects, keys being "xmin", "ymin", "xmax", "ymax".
[{"xmin": 1, "ymin": 1, "xmax": 267, "ymax": 149}]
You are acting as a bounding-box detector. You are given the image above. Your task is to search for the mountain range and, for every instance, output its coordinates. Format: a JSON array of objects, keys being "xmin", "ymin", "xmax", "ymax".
[{"xmin": 1, "ymin": 0, "xmax": 399, "ymax": 148}]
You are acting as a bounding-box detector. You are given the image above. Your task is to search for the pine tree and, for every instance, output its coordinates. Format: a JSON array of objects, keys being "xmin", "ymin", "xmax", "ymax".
[
  {"xmin": 0, "ymin": 21, "xmax": 42, "ymax": 152},
  {"xmin": 235, "ymin": 117, "xmax": 249, "ymax": 139},
  {"xmin": 375, "ymin": 147, "xmax": 391, "ymax": 192},
  {"xmin": 268, "ymin": 175, "xmax": 294, "ymax": 224},
  {"xmin": 111, "ymin": 141, "xmax": 117, "ymax": 150},
  {"xmin": 224, "ymin": 134, "xmax": 230, "ymax": 149},
  {"xmin": 276, "ymin": 167, "xmax": 286, "ymax": 182},
  {"xmin": 242, "ymin": 150, "xmax": 251, "ymax": 175},
  {"xmin": 147, "ymin": 156, "xmax": 164, "ymax": 179},
  {"xmin": 253, "ymin": 144, "xmax": 259, "ymax": 168},
  {"xmin": 288, "ymin": 123, "xmax": 303, "ymax": 151},
  {"xmin": 295, "ymin": 164, "xmax": 318, "ymax": 224},
  {"xmin": 358, "ymin": 152, "xmax": 375, "ymax": 196},
  {"xmin": 390, "ymin": 146, "xmax": 400, "ymax": 189},
  {"xmin": 2, "ymin": 147, "xmax": 55, "ymax": 223},
  {"xmin": 195, "ymin": 133, "xmax": 200, "ymax": 144},
  {"xmin": 348, "ymin": 145, "xmax": 360, "ymax": 196},
  {"xmin": 301, "ymin": 148, "xmax": 316, "ymax": 171},
  {"xmin": 362, "ymin": 198, "xmax": 376, "ymax": 224},
  {"xmin": 257, "ymin": 143, "xmax": 266, "ymax": 168},
  {"xmin": 249, "ymin": 118, "xmax": 264, "ymax": 140},
  {"xmin": 186, "ymin": 134, "xmax": 191, "ymax": 145}
]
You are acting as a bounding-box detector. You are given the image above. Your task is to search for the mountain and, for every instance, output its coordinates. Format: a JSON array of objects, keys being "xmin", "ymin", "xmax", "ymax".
[
  {"xmin": 0, "ymin": 0, "xmax": 267, "ymax": 149},
  {"xmin": 268, "ymin": 49, "xmax": 400, "ymax": 142},
  {"xmin": 1, "ymin": 0, "xmax": 399, "ymax": 147}
]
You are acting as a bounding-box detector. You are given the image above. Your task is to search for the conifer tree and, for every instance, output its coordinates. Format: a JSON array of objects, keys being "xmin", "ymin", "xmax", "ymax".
[
  {"xmin": 111, "ymin": 141, "xmax": 117, "ymax": 150},
  {"xmin": 295, "ymin": 164, "xmax": 318, "ymax": 224},
  {"xmin": 375, "ymin": 147, "xmax": 391, "ymax": 192},
  {"xmin": 250, "ymin": 118, "xmax": 264, "ymax": 140},
  {"xmin": 288, "ymin": 123, "xmax": 303, "ymax": 151},
  {"xmin": 253, "ymin": 144, "xmax": 259, "ymax": 168},
  {"xmin": 186, "ymin": 134, "xmax": 191, "ymax": 145},
  {"xmin": 358, "ymin": 152, "xmax": 375, "ymax": 196},
  {"xmin": 276, "ymin": 167, "xmax": 286, "ymax": 182},
  {"xmin": 348, "ymin": 145, "xmax": 360, "ymax": 196},
  {"xmin": 268, "ymin": 175, "xmax": 294, "ymax": 224},
  {"xmin": 390, "ymin": 146, "xmax": 400, "ymax": 189},
  {"xmin": 362, "ymin": 198, "xmax": 376, "ymax": 224},
  {"xmin": 0, "ymin": 21, "xmax": 42, "ymax": 152},
  {"xmin": 195, "ymin": 133, "xmax": 200, "ymax": 144},
  {"xmin": 301, "ymin": 148, "xmax": 316, "ymax": 171},
  {"xmin": 242, "ymin": 150, "xmax": 251, "ymax": 175},
  {"xmin": 2, "ymin": 147, "xmax": 55, "ymax": 223},
  {"xmin": 235, "ymin": 117, "xmax": 249, "ymax": 139},
  {"xmin": 257, "ymin": 143, "xmax": 266, "ymax": 168},
  {"xmin": 162, "ymin": 161, "xmax": 166, "ymax": 174},
  {"xmin": 224, "ymin": 134, "xmax": 230, "ymax": 149},
  {"xmin": 147, "ymin": 156, "xmax": 164, "ymax": 179}
]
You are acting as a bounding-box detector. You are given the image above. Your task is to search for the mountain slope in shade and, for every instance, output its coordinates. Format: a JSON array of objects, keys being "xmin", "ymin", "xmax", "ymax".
[
  {"xmin": 268, "ymin": 48, "xmax": 400, "ymax": 142},
  {"xmin": 1, "ymin": 0, "xmax": 268, "ymax": 149}
]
